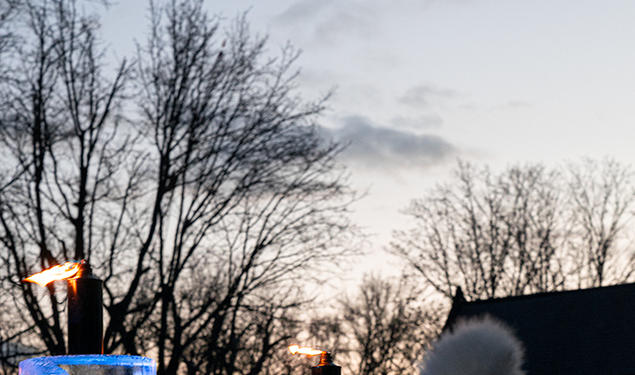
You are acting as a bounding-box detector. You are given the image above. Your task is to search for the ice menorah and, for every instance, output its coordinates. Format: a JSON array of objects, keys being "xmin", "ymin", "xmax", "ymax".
[{"xmin": 20, "ymin": 260, "xmax": 156, "ymax": 375}]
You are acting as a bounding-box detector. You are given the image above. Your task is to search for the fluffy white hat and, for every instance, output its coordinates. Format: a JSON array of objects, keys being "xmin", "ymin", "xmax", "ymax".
[{"xmin": 420, "ymin": 316, "xmax": 525, "ymax": 375}]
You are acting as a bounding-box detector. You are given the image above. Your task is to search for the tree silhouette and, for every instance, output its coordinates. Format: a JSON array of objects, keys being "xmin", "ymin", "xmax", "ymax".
[
  {"xmin": 340, "ymin": 275, "xmax": 442, "ymax": 375},
  {"xmin": 392, "ymin": 159, "xmax": 635, "ymax": 301},
  {"xmin": 0, "ymin": 1, "xmax": 355, "ymax": 374},
  {"xmin": 304, "ymin": 274, "xmax": 443, "ymax": 375}
]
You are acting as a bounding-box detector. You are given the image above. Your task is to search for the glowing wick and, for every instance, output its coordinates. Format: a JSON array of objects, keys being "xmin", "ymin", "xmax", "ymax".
[{"xmin": 23, "ymin": 261, "xmax": 82, "ymax": 287}]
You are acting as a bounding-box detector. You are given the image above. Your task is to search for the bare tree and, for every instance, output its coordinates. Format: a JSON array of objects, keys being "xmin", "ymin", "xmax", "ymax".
[
  {"xmin": 0, "ymin": 0, "xmax": 24, "ymax": 193},
  {"xmin": 566, "ymin": 158, "xmax": 635, "ymax": 287},
  {"xmin": 0, "ymin": 1, "xmax": 355, "ymax": 374},
  {"xmin": 392, "ymin": 160, "xmax": 635, "ymax": 302},
  {"xmin": 338, "ymin": 274, "xmax": 442, "ymax": 375},
  {"xmin": 0, "ymin": 0, "xmax": 131, "ymax": 366},
  {"xmin": 0, "ymin": 1, "xmax": 19, "ymax": 61}
]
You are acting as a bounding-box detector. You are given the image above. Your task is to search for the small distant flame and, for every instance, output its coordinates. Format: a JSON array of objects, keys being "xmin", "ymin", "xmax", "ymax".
[
  {"xmin": 288, "ymin": 345, "xmax": 323, "ymax": 357},
  {"xmin": 23, "ymin": 261, "xmax": 82, "ymax": 287}
]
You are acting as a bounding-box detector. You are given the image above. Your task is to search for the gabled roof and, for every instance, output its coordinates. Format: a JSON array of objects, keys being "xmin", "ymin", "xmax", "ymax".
[{"xmin": 442, "ymin": 283, "xmax": 635, "ymax": 375}]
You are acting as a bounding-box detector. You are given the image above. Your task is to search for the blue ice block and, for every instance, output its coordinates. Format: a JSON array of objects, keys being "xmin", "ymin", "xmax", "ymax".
[{"xmin": 19, "ymin": 355, "xmax": 156, "ymax": 375}]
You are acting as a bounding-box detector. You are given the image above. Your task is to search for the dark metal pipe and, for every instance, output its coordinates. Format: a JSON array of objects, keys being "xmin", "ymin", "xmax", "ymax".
[
  {"xmin": 311, "ymin": 352, "xmax": 341, "ymax": 375},
  {"xmin": 67, "ymin": 262, "xmax": 103, "ymax": 354}
]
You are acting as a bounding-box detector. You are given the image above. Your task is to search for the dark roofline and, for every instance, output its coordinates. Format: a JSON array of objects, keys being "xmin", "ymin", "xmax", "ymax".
[
  {"xmin": 441, "ymin": 286, "xmax": 466, "ymax": 331},
  {"xmin": 441, "ymin": 282, "xmax": 635, "ymax": 332},
  {"xmin": 458, "ymin": 282, "xmax": 635, "ymax": 305}
]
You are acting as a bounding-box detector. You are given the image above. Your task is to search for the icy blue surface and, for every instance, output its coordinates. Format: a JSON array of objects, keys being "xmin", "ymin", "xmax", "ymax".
[{"xmin": 19, "ymin": 355, "xmax": 156, "ymax": 375}]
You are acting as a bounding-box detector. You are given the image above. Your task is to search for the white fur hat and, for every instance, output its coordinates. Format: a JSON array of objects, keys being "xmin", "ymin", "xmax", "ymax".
[{"xmin": 420, "ymin": 316, "xmax": 525, "ymax": 375}]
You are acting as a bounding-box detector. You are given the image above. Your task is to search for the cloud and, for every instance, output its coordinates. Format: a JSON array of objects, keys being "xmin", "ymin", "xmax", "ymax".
[
  {"xmin": 275, "ymin": 0, "xmax": 469, "ymax": 26},
  {"xmin": 321, "ymin": 116, "xmax": 456, "ymax": 170},
  {"xmin": 313, "ymin": 8, "xmax": 374, "ymax": 42},
  {"xmin": 398, "ymin": 84, "xmax": 459, "ymax": 108},
  {"xmin": 392, "ymin": 113, "xmax": 444, "ymax": 130},
  {"xmin": 273, "ymin": 0, "xmax": 334, "ymax": 25},
  {"xmin": 274, "ymin": 1, "xmax": 474, "ymax": 46},
  {"xmin": 273, "ymin": 1, "xmax": 380, "ymax": 44}
]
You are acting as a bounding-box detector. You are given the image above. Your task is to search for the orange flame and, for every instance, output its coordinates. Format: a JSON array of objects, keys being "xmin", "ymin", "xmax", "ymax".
[
  {"xmin": 288, "ymin": 345, "xmax": 323, "ymax": 357},
  {"xmin": 23, "ymin": 261, "xmax": 82, "ymax": 287}
]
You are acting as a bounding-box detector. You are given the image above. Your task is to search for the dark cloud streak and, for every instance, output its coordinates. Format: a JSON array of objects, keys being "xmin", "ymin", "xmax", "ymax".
[
  {"xmin": 321, "ymin": 116, "xmax": 456, "ymax": 170},
  {"xmin": 392, "ymin": 113, "xmax": 444, "ymax": 130}
]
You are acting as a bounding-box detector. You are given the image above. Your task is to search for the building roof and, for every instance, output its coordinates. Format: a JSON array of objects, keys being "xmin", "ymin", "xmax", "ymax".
[{"xmin": 442, "ymin": 283, "xmax": 635, "ymax": 375}]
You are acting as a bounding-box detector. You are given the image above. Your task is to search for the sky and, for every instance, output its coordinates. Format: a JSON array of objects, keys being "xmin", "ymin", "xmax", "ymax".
[{"xmin": 99, "ymin": 0, "xmax": 635, "ymax": 283}]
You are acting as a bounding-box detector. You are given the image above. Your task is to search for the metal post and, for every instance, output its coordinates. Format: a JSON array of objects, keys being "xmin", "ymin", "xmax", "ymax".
[
  {"xmin": 67, "ymin": 262, "xmax": 103, "ymax": 354},
  {"xmin": 311, "ymin": 352, "xmax": 341, "ymax": 375}
]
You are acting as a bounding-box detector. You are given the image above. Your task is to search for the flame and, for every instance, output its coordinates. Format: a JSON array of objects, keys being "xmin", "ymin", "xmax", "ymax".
[
  {"xmin": 23, "ymin": 261, "xmax": 82, "ymax": 287},
  {"xmin": 288, "ymin": 345, "xmax": 323, "ymax": 357}
]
